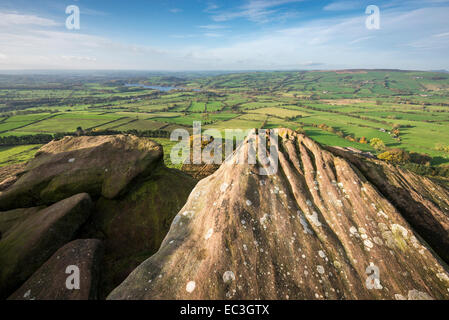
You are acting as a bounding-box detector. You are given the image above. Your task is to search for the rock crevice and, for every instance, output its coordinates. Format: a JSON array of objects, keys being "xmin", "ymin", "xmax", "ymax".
[{"xmin": 108, "ymin": 129, "xmax": 449, "ymax": 300}]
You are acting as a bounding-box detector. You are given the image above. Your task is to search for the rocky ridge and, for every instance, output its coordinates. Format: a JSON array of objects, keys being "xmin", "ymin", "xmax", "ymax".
[
  {"xmin": 0, "ymin": 135, "xmax": 196, "ymax": 299},
  {"xmin": 109, "ymin": 129, "xmax": 449, "ymax": 300}
]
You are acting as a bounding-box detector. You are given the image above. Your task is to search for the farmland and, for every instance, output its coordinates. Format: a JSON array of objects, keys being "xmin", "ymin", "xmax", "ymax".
[{"xmin": 0, "ymin": 70, "xmax": 448, "ymax": 174}]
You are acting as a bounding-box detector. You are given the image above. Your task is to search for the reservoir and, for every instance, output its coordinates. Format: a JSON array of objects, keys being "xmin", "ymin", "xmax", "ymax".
[{"xmin": 125, "ymin": 83, "xmax": 178, "ymax": 91}]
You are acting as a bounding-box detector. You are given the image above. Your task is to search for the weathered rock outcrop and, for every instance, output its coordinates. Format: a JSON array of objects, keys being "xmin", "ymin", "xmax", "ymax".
[
  {"xmin": 0, "ymin": 193, "xmax": 93, "ymax": 298},
  {"xmin": 0, "ymin": 135, "xmax": 197, "ymax": 299},
  {"xmin": 8, "ymin": 239, "xmax": 104, "ymax": 300},
  {"xmin": 181, "ymin": 162, "xmax": 220, "ymax": 180},
  {"xmin": 328, "ymin": 146, "xmax": 449, "ymax": 265},
  {"xmin": 84, "ymin": 165, "xmax": 197, "ymax": 296},
  {"xmin": 109, "ymin": 129, "xmax": 449, "ymax": 300},
  {"xmin": 0, "ymin": 163, "xmax": 26, "ymax": 193},
  {"xmin": 0, "ymin": 135, "xmax": 163, "ymax": 210}
]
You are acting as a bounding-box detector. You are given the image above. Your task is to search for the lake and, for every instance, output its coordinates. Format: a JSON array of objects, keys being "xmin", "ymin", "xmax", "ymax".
[{"xmin": 125, "ymin": 83, "xmax": 179, "ymax": 92}]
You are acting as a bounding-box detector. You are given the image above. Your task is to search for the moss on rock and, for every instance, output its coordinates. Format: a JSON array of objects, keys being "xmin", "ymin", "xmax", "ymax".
[{"xmin": 0, "ymin": 193, "xmax": 93, "ymax": 298}]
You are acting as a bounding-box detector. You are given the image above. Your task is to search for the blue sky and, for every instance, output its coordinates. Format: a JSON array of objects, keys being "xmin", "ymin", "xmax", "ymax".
[{"xmin": 0, "ymin": 0, "xmax": 448, "ymax": 70}]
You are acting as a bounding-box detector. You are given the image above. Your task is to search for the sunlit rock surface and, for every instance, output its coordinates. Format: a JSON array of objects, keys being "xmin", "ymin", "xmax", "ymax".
[
  {"xmin": 0, "ymin": 193, "xmax": 93, "ymax": 298},
  {"xmin": 8, "ymin": 239, "xmax": 103, "ymax": 300},
  {"xmin": 0, "ymin": 135, "xmax": 196, "ymax": 299},
  {"xmin": 0, "ymin": 135, "xmax": 163, "ymax": 210},
  {"xmin": 109, "ymin": 129, "xmax": 449, "ymax": 300}
]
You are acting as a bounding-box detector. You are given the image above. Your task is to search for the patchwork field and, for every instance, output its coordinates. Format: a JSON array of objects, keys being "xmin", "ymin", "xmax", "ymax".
[{"xmin": 0, "ymin": 70, "xmax": 448, "ymax": 172}]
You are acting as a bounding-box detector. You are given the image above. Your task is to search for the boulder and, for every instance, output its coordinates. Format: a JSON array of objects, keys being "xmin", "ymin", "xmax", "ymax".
[
  {"xmin": 8, "ymin": 239, "xmax": 104, "ymax": 300},
  {"xmin": 84, "ymin": 165, "xmax": 197, "ymax": 297},
  {"xmin": 0, "ymin": 135, "xmax": 197, "ymax": 299},
  {"xmin": 0, "ymin": 163, "xmax": 26, "ymax": 193},
  {"xmin": 0, "ymin": 207, "xmax": 42, "ymax": 240},
  {"xmin": 108, "ymin": 129, "xmax": 449, "ymax": 300},
  {"xmin": 0, "ymin": 193, "xmax": 93, "ymax": 298},
  {"xmin": 181, "ymin": 162, "xmax": 220, "ymax": 180},
  {"xmin": 0, "ymin": 135, "xmax": 163, "ymax": 210}
]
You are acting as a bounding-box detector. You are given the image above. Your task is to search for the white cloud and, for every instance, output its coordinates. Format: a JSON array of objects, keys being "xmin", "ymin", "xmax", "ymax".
[
  {"xmin": 212, "ymin": 0, "xmax": 303, "ymax": 23},
  {"xmin": 61, "ymin": 56, "xmax": 97, "ymax": 62},
  {"xmin": 1, "ymin": 5, "xmax": 449, "ymax": 71},
  {"xmin": 323, "ymin": 1, "xmax": 361, "ymax": 11},
  {"xmin": 0, "ymin": 12, "xmax": 59, "ymax": 27},
  {"xmin": 433, "ymin": 32, "xmax": 449, "ymax": 37},
  {"xmin": 170, "ymin": 34, "xmax": 197, "ymax": 39},
  {"xmin": 169, "ymin": 8, "xmax": 183, "ymax": 14},
  {"xmin": 204, "ymin": 3, "xmax": 219, "ymax": 12},
  {"xmin": 179, "ymin": 6, "xmax": 449, "ymax": 70},
  {"xmin": 198, "ymin": 24, "xmax": 228, "ymax": 30},
  {"xmin": 204, "ymin": 33, "xmax": 224, "ymax": 37},
  {"xmin": 349, "ymin": 36, "xmax": 374, "ymax": 44}
]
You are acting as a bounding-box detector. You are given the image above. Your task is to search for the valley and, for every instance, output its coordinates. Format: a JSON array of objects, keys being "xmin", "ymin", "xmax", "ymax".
[{"xmin": 1, "ymin": 70, "xmax": 448, "ymax": 182}]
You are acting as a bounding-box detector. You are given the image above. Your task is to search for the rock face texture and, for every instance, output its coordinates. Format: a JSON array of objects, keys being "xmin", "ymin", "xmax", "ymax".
[
  {"xmin": 109, "ymin": 129, "xmax": 449, "ymax": 300},
  {"xmin": 0, "ymin": 163, "xmax": 26, "ymax": 193},
  {"xmin": 328, "ymin": 146, "xmax": 449, "ymax": 265},
  {"xmin": 181, "ymin": 162, "xmax": 220, "ymax": 181},
  {"xmin": 0, "ymin": 193, "xmax": 93, "ymax": 298},
  {"xmin": 0, "ymin": 135, "xmax": 163, "ymax": 210},
  {"xmin": 0, "ymin": 135, "xmax": 197, "ymax": 299},
  {"xmin": 9, "ymin": 239, "xmax": 104, "ymax": 300},
  {"xmin": 86, "ymin": 165, "xmax": 197, "ymax": 296}
]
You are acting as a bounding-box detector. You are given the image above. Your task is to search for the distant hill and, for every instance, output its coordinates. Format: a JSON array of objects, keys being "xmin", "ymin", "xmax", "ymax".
[{"xmin": 430, "ymin": 69, "xmax": 449, "ymax": 74}]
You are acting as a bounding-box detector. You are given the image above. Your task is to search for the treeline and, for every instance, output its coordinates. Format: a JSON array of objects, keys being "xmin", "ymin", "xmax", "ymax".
[
  {"xmin": 402, "ymin": 163, "xmax": 449, "ymax": 179},
  {"xmin": 314, "ymin": 123, "xmax": 361, "ymax": 142},
  {"xmin": 0, "ymin": 134, "xmax": 57, "ymax": 146},
  {"xmin": 1, "ymin": 91, "xmax": 161, "ymax": 113},
  {"xmin": 297, "ymin": 103, "xmax": 396, "ymax": 127},
  {"xmin": 0, "ymin": 129, "xmax": 172, "ymax": 146},
  {"xmin": 0, "ymin": 109, "xmax": 59, "ymax": 117}
]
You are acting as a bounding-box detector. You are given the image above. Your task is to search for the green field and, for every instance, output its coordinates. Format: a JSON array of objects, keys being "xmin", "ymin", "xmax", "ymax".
[
  {"xmin": 1, "ymin": 70, "xmax": 448, "ymax": 170},
  {"xmin": 0, "ymin": 145, "xmax": 42, "ymax": 167}
]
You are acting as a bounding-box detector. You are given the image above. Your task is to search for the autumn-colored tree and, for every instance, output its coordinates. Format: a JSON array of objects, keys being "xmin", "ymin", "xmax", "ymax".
[
  {"xmin": 435, "ymin": 143, "xmax": 449, "ymax": 154},
  {"xmin": 359, "ymin": 136, "xmax": 368, "ymax": 144},
  {"xmin": 370, "ymin": 138, "xmax": 386, "ymax": 151},
  {"xmin": 345, "ymin": 136, "xmax": 356, "ymax": 142}
]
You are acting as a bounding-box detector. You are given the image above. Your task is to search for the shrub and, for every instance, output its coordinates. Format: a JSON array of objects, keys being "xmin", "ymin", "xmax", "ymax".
[
  {"xmin": 435, "ymin": 143, "xmax": 449, "ymax": 154},
  {"xmin": 409, "ymin": 152, "xmax": 432, "ymax": 166},
  {"xmin": 370, "ymin": 138, "xmax": 386, "ymax": 151},
  {"xmin": 378, "ymin": 148, "xmax": 410, "ymax": 164}
]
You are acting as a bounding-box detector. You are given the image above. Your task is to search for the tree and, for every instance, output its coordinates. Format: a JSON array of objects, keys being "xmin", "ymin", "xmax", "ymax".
[
  {"xmin": 76, "ymin": 126, "xmax": 84, "ymax": 137},
  {"xmin": 392, "ymin": 129, "xmax": 400, "ymax": 137},
  {"xmin": 370, "ymin": 138, "xmax": 386, "ymax": 151},
  {"xmin": 359, "ymin": 136, "xmax": 368, "ymax": 144},
  {"xmin": 409, "ymin": 152, "xmax": 432, "ymax": 166}
]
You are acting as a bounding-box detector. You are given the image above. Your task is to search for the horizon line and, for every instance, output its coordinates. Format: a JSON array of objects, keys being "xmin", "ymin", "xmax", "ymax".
[{"xmin": 0, "ymin": 68, "xmax": 448, "ymax": 74}]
